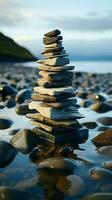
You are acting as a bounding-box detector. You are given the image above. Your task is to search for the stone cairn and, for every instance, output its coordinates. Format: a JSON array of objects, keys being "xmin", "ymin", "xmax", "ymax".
[{"xmin": 27, "ymin": 29, "xmax": 88, "ymax": 153}]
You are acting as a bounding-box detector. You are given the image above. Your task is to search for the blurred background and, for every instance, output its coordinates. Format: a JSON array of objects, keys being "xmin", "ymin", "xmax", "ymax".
[{"xmin": 0, "ymin": 0, "xmax": 112, "ymax": 72}]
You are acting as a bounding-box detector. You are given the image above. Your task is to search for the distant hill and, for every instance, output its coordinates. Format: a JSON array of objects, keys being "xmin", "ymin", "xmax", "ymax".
[{"xmin": 0, "ymin": 32, "xmax": 37, "ymax": 62}]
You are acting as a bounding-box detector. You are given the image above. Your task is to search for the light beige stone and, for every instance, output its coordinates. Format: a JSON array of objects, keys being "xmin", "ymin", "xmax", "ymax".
[
  {"xmin": 34, "ymin": 86, "xmax": 74, "ymax": 96},
  {"xmin": 38, "ymin": 65, "xmax": 74, "ymax": 72}
]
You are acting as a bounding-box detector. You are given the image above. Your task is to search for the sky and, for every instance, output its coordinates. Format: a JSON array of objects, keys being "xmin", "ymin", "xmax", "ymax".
[{"xmin": 0, "ymin": 0, "xmax": 112, "ymax": 60}]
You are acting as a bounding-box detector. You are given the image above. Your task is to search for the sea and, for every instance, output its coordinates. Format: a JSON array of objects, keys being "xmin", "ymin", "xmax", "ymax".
[{"xmin": 15, "ymin": 61, "xmax": 112, "ymax": 73}]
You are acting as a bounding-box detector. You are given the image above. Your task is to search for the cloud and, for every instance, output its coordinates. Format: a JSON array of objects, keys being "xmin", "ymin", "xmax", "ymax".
[
  {"xmin": 0, "ymin": 0, "xmax": 26, "ymax": 26},
  {"xmin": 43, "ymin": 12, "xmax": 112, "ymax": 32}
]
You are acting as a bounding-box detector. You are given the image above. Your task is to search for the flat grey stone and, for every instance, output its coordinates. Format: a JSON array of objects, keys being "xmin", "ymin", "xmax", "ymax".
[
  {"xmin": 40, "ymin": 98, "xmax": 77, "ymax": 108},
  {"xmin": 42, "ymin": 46, "xmax": 64, "ymax": 53},
  {"xmin": 43, "ymin": 36, "xmax": 62, "ymax": 45},
  {"xmin": 27, "ymin": 113, "xmax": 81, "ymax": 128},
  {"xmin": 37, "ymin": 78, "xmax": 72, "ymax": 88},
  {"xmin": 29, "ymin": 102, "xmax": 84, "ymax": 120},
  {"xmin": 42, "ymin": 50, "xmax": 66, "ymax": 57},
  {"xmin": 45, "ymin": 42, "xmax": 62, "ymax": 49},
  {"xmin": 38, "ymin": 65, "xmax": 74, "ymax": 72},
  {"xmin": 44, "ymin": 29, "xmax": 61, "ymax": 37},
  {"xmin": 31, "ymin": 92, "xmax": 74, "ymax": 102},
  {"xmin": 38, "ymin": 57, "xmax": 70, "ymax": 66},
  {"xmin": 34, "ymin": 86, "xmax": 74, "ymax": 96},
  {"xmin": 39, "ymin": 70, "xmax": 73, "ymax": 81}
]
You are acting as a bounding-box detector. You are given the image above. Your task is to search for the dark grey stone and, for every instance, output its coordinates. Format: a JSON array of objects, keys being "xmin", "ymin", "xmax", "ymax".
[
  {"xmin": 0, "ymin": 141, "xmax": 17, "ymax": 168},
  {"xmin": 44, "ymin": 29, "xmax": 61, "ymax": 37}
]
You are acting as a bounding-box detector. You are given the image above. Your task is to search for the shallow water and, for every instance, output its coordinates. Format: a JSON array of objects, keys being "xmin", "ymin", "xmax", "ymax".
[
  {"xmin": 16, "ymin": 61, "xmax": 112, "ymax": 73},
  {"xmin": 0, "ymin": 64, "xmax": 112, "ymax": 199},
  {"xmin": 0, "ymin": 101, "xmax": 112, "ymax": 199}
]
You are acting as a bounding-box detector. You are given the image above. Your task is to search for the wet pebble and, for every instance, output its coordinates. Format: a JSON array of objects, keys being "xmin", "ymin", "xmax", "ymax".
[
  {"xmin": 4, "ymin": 99, "xmax": 16, "ymax": 108},
  {"xmin": 92, "ymin": 129, "xmax": 112, "ymax": 147},
  {"xmin": 97, "ymin": 145, "xmax": 112, "ymax": 156},
  {"xmin": 9, "ymin": 128, "xmax": 20, "ymax": 136},
  {"xmin": 83, "ymin": 121, "xmax": 98, "ymax": 129},
  {"xmin": 97, "ymin": 117, "xmax": 112, "ymax": 126},
  {"xmin": 16, "ymin": 89, "xmax": 32, "ymax": 104},
  {"xmin": 97, "ymin": 126, "xmax": 111, "ymax": 132},
  {"xmin": 80, "ymin": 100, "xmax": 93, "ymax": 108},
  {"xmin": 89, "ymin": 167, "xmax": 112, "ymax": 181},
  {"xmin": 10, "ymin": 129, "xmax": 40, "ymax": 154},
  {"xmin": 90, "ymin": 102, "xmax": 112, "ymax": 113},
  {"xmin": 103, "ymin": 161, "xmax": 112, "ymax": 170},
  {"xmin": 0, "ymin": 85, "xmax": 17, "ymax": 101},
  {"xmin": 88, "ymin": 93, "xmax": 106, "ymax": 102},
  {"xmin": 0, "ymin": 140, "xmax": 17, "ymax": 168},
  {"xmin": 15, "ymin": 103, "xmax": 36, "ymax": 115},
  {"xmin": 0, "ymin": 118, "xmax": 13, "ymax": 129},
  {"xmin": 56, "ymin": 174, "xmax": 85, "ymax": 196}
]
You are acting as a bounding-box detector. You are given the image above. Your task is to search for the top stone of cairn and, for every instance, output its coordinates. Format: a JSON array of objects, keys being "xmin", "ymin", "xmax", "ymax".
[{"xmin": 44, "ymin": 29, "xmax": 61, "ymax": 37}]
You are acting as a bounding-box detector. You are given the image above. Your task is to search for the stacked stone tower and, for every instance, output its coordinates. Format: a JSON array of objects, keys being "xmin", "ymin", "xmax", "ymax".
[{"xmin": 27, "ymin": 29, "xmax": 88, "ymax": 147}]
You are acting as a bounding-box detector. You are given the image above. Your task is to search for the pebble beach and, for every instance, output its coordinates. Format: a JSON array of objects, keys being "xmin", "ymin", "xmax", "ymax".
[{"xmin": 0, "ymin": 29, "xmax": 112, "ymax": 200}]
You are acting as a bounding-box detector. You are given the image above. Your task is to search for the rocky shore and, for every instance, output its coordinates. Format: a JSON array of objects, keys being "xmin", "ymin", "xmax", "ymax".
[{"xmin": 0, "ymin": 30, "xmax": 112, "ymax": 200}]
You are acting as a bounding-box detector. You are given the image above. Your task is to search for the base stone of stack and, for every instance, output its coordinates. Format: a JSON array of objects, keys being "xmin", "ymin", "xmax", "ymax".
[{"xmin": 33, "ymin": 127, "xmax": 88, "ymax": 145}]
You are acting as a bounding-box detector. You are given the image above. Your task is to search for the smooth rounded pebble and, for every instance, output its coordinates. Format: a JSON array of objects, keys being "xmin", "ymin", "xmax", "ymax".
[
  {"xmin": 4, "ymin": 99, "xmax": 16, "ymax": 108},
  {"xmin": 16, "ymin": 89, "xmax": 31, "ymax": 104},
  {"xmin": 15, "ymin": 103, "xmax": 36, "ymax": 115},
  {"xmin": 0, "ymin": 118, "xmax": 13, "ymax": 129},
  {"xmin": 90, "ymin": 102, "xmax": 112, "ymax": 113},
  {"xmin": 97, "ymin": 145, "xmax": 112, "ymax": 156},
  {"xmin": 89, "ymin": 167, "xmax": 112, "ymax": 180},
  {"xmin": 83, "ymin": 121, "xmax": 98, "ymax": 129},
  {"xmin": 0, "ymin": 140, "xmax": 17, "ymax": 168},
  {"xmin": 103, "ymin": 161, "xmax": 112, "ymax": 170},
  {"xmin": 97, "ymin": 117, "xmax": 112, "ymax": 126},
  {"xmin": 56, "ymin": 174, "xmax": 85, "ymax": 196},
  {"xmin": 92, "ymin": 129, "xmax": 112, "ymax": 147}
]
